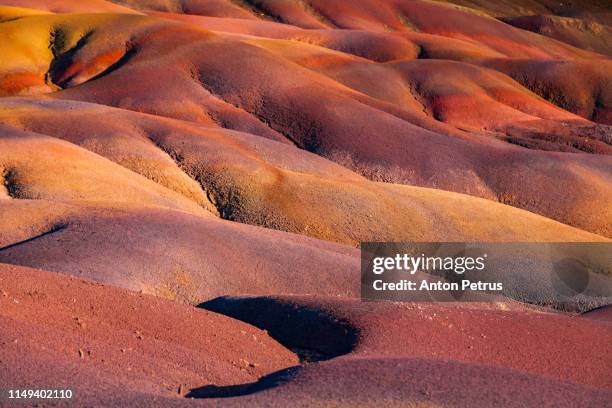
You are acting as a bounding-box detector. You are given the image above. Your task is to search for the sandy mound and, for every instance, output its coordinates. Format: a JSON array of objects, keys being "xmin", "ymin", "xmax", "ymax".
[
  {"xmin": 191, "ymin": 295, "xmax": 612, "ymax": 406},
  {"xmin": 442, "ymin": 0, "xmax": 612, "ymax": 26},
  {"xmin": 500, "ymin": 15, "xmax": 612, "ymax": 56},
  {"xmin": 190, "ymin": 358, "xmax": 611, "ymax": 407},
  {"xmin": 1, "ymin": 198, "xmax": 607, "ymax": 310},
  {"xmin": 0, "ymin": 0, "xmax": 139, "ymax": 14},
  {"xmin": 5, "ymin": 268, "xmax": 610, "ymax": 406},
  {"xmin": 201, "ymin": 296, "xmax": 612, "ymax": 389},
  {"xmin": 0, "ymin": 125, "xmax": 209, "ymax": 215},
  {"xmin": 0, "ymin": 3, "xmax": 611, "ymax": 406},
  {"xmin": 0, "ymin": 106, "xmax": 607, "ymax": 246},
  {"xmin": 0, "ymin": 263, "xmax": 298, "ymax": 403},
  {"xmin": 68, "ymin": 356, "xmax": 608, "ymax": 406},
  {"xmin": 0, "ymin": 200, "xmax": 360, "ymax": 302},
  {"xmin": 0, "ymin": 10, "xmax": 610, "ymax": 235},
  {"xmin": 479, "ymin": 58, "xmax": 612, "ymax": 125}
]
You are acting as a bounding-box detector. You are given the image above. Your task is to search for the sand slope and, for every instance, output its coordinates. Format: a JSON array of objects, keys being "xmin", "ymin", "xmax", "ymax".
[
  {"xmin": 0, "ymin": 2, "xmax": 611, "ymax": 407},
  {"xmin": 195, "ymin": 296, "xmax": 612, "ymax": 406},
  {"xmin": 1, "ymin": 15, "xmax": 611, "ymax": 234},
  {"xmin": 0, "ymin": 264, "xmax": 298, "ymax": 403}
]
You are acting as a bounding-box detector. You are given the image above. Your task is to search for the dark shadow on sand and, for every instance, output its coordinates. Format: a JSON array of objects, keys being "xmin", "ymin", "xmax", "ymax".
[
  {"xmin": 191, "ymin": 296, "xmax": 360, "ymax": 399},
  {"xmin": 198, "ymin": 296, "xmax": 359, "ymax": 363},
  {"xmin": 185, "ymin": 366, "xmax": 299, "ymax": 399}
]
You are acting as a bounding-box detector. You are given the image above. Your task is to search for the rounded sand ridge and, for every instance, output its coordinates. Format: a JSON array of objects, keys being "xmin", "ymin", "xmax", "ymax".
[
  {"xmin": 0, "ymin": 8, "xmax": 608, "ymax": 235},
  {"xmin": 0, "ymin": 199, "xmax": 361, "ymax": 302},
  {"xmin": 0, "ymin": 1, "xmax": 611, "ymax": 406},
  {"xmin": 0, "ymin": 263, "xmax": 299, "ymax": 402},
  {"xmin": 0, "ymin": 101, "xmax": 609, "ymax": 245},
  {"xmin": 193, "ymin": 296, "xmax": 612, "ymax": 406}
]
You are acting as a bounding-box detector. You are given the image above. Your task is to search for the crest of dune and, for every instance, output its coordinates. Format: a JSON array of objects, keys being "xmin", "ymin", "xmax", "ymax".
[{"xmin": 0, "ymin": 1, "xmax": 611, "ymax": 406}]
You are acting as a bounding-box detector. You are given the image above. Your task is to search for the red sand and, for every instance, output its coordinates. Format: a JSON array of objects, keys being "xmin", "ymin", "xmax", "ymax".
[
  {"xmin": 3, "ymin": 267, "xmax": 611, "ymax": 406},
  {"xmin": 0, "ymin": 264, "xmax": 298, "ymax": 403},
  {"xmin": 196, "ymin": 296, "xmax": 612, "ymax": 406},
  {"xmin": 0, "ymin": 1, "xmax": 611, "ymax": 406}
]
